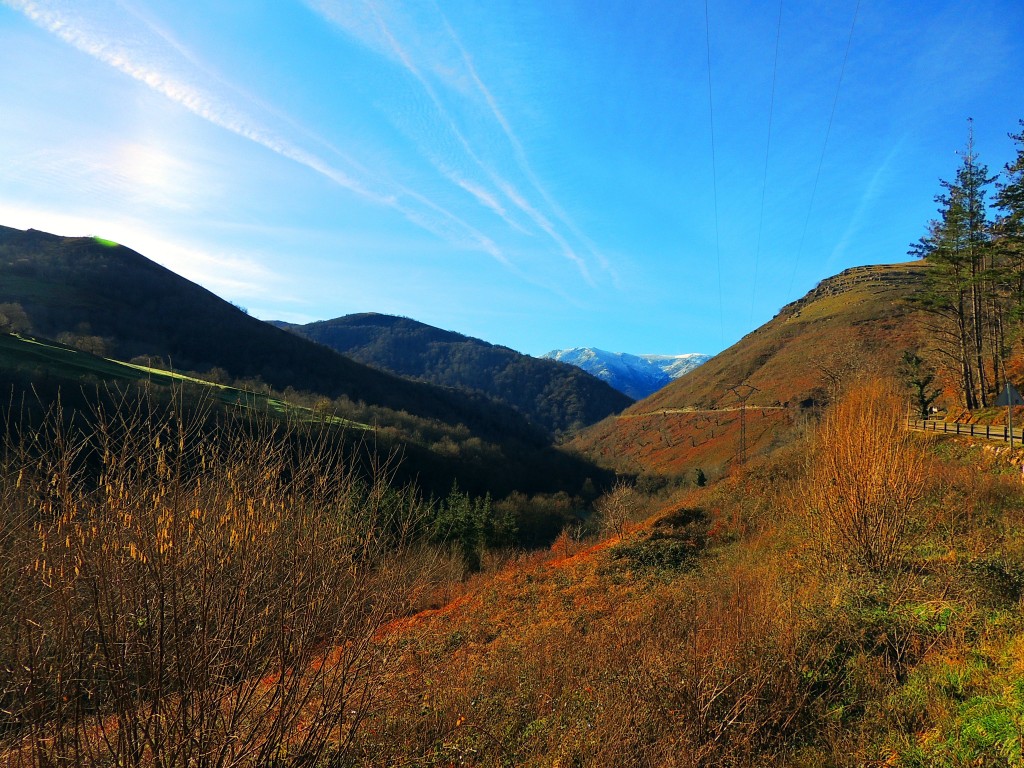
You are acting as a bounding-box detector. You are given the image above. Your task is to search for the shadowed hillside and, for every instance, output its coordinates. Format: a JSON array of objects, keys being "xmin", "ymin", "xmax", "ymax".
[
  {"xmin": 571, "ymin": 262, "xmax": 930, "ymax": 477},
  {"xmin": 0, "ymin": 226, "xmax": 616, "ymax": 503},
  {"xmin": 0, "ymin": 226, "xmax": 549, "ymax": 445},
  {"xmin": 275, "ymin": 313, "xmax": 633, "ymax": 435}
]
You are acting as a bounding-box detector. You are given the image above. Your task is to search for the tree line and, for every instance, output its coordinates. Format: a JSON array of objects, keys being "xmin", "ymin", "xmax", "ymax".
[{"xmin": 911, "ymin": 119, "xmax": 1024, "ymax": 410}]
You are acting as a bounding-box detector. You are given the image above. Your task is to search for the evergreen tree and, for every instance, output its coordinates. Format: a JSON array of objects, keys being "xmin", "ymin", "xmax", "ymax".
[
  {"xmin": 431, "ymin": 482, "xmax": 516, "ymax": 573},
  {"xmin": 912, "ymin": 122, "xmax": 996, "ymax": 410},
  {"xmin": 901, "ymin": 351, "xmax": 942, "ymax": 419},
  {"xmin": 993, "ymin": 121, "xmax": 1024, "ymax": 330}
]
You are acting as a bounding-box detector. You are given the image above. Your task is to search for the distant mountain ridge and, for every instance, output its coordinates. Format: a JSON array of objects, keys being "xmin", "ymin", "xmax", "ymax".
[
  {"xmin": 543, "ymin": 348, "xmax": 710, "ymax": 400},
  {"xmin": 275, "ymin": 313, "xmax": 633, "ymax": 435}
]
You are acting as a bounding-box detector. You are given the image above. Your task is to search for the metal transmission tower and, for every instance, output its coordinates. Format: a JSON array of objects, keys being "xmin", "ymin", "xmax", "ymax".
[{"xmin": 728, "ymin": 383, "xmax": 760, "ymax": 465}]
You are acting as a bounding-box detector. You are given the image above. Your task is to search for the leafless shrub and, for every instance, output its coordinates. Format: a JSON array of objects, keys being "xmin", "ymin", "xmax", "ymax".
[
  {"xmin": 0, "ymin": 388, "xmax": 426, "ymax": 766},
  {"xmin": 802, "ymin": 379, "xmax": 927, "ymax": 573},
  {"xmin": 594, "ymin": 480, "xmax": 641, "ymax": 539}
]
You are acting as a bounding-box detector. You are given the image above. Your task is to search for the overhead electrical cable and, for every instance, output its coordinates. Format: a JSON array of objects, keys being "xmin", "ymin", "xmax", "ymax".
[
  {"xmin": 749, "ymin": 0, "xmax": 784, "ymax": 326},
  {"xmin": 787, "ymin": 0, "xmax": 861, "ymax": 297},
  {"xmin": 704, "ymin": 0, "xmax": 725, "ymax": 346}
]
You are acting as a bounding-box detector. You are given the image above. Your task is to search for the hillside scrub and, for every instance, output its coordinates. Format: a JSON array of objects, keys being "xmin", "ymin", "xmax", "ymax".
[
  {"xmin": 2, "ymin": 380, "xmax": 1023, "ymax": 766},
  {"xmin": 802, "ymin": 379, "xmax": 928, "ymax": 573},
  {"xmin": 347, "ymin": 454, "xmax": 837, "ymax": 766},
  {"xmin": 341, "ymin": 381, "xmax": 1024, "ymax": 766},
  {"xmin": 0, "ymin": 390, "xmax": 433, "ymax": 767}
]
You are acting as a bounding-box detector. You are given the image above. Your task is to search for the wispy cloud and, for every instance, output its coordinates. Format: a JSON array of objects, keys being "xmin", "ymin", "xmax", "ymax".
[
  {"xmin": 454, "ymin": 176, "xmax": 509, "ymax": 220},
  {"xmin": 7, "ymin": 1, "xmax": 382, "ymax": 200},
  {"xmin": 827, "ymin": 139, "xmax": 905, "ymax": 266},
  {"xmin": 435, "ymin": 4, "xmax": 614, "ymax": 277},
  {"xmin": 5, "ymin": 0, "xmax": 516, "ymax": 269},
  {"xmin": 302, "ymin": 0, "xmax": 606, "ymax": 283}
]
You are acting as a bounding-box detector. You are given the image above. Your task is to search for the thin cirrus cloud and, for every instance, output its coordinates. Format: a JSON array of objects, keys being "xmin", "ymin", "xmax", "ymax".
[
  {"xmin": 302, "ymin": 0, "xmax": 605, "ymax": 283},
  {"xmin": 6, "ymin": 0, "xmax": 377, "ymax": 200},
  {"xmin": 436, "ymin": 6, "xmax": 614, "ymax": 278},
  {"xmin": 5, "ymin": 0, "xmax": 520, "ymax": 270}
]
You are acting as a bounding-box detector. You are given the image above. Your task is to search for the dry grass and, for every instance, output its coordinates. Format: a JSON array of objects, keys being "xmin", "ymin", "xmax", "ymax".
[
  {"xmin": 3, "ymin": 377, "xmax": 1021, "ymax": 767},
  {"xmin": 348, "ymin": 461, "xmax": 841, "ymax": 767},
  {"xmin": 343, "ymin": 377, "xmax": 1023, "ymax": 767},
  {"xmin": 802, "ymin": 379, "xmax": 928, "ymax": 574},
  {"xmin": 0, "ymin": 390, "xmax": 431, "ymax": 767}
]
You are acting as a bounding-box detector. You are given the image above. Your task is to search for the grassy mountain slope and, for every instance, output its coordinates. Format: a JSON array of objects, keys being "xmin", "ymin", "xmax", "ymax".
[
  {"xmin": 0, "ymin": 226, "xmax": 544, "ymax": 443},
  {"xmin": 0, "ymin": 225, "xmax": 612, "ymax": 502},
  {"xmin": 571, "ymin": 262, "xmax": 929, "ymax": 477},
  {"xmin": 0, "ymin": 331, "xmax": 363, "ymax": 424},
  {"xmin": 276, "ymin": 313, "xmax": 633, "ymax": 435},
  {"xmin": 340, "ymin": 390, "xmax": 1024, "ymax": 767}
]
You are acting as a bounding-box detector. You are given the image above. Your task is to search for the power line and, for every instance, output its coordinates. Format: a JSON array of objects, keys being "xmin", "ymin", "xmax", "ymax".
[
  {"xmin": 704, "ymin": 0, "xmax": 724, "ymax": 346},
  {"xmin": 749, "ymin": 0, "xmax": 784, "ymax": 327},
  {"xmin": 787, "ymin": 0, "xmax": 861, "ymax": 297}
]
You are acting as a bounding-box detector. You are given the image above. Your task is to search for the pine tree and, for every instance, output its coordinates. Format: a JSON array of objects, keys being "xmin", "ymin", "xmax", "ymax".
[
  {"xmin": 959, "ymin": 122, "xmax": 997, "ymax": 405},
  {"xmin": 912, "ymin": 196, "xmax": 979, "ymax": 409},
  {"xmin": 993, "ymin": 121, "xmax": 1024, "ymax": 332},
  {"xmin": 912, "ymin": 122, "xmax": 996, "ymax": 410},
  {"xmin": 901, "ymin": 351, "xmax": 942, "ymax": 419},
  {"xmin": 431, "ymin": 483, "xmax": 513, "ymax": 573}
]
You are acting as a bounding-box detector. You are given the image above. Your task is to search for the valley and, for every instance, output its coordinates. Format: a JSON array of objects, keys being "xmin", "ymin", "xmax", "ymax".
[
  {"xmin": 4, "ymin": 180, "xmax": 1024, "ymax": 765},
  {"xmin": 2, "ymin": 3, "xmax": 1024, "ymax": 761}
]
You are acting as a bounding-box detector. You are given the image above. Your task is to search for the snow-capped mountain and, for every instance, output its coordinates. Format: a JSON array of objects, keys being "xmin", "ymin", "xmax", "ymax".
[{"xmin": 542, "ymin": 348, "xmax": 710, "ymax": 400}]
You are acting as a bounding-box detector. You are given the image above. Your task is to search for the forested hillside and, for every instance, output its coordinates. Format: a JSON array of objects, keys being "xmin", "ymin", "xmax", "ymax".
[
  {"xmin": 0, "ymin": 227, "xmax": 615, "ymax": 504},
  {"xmin": 0, "ymin": 226, "xmax": 541, "ymax": 441},
  {"xmin": 277, "ymin": 313, "xmax": 633, "ymax": 434}
]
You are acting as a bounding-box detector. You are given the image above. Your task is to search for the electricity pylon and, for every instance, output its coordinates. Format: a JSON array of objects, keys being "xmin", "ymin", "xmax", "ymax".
[{"xmin": 728, "ymin": 383, "xmax": 759, "ymax": 465}]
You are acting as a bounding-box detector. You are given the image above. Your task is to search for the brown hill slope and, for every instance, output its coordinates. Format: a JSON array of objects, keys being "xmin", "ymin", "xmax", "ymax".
[{"xmin": 570, "ymin": 262, "xmax": 929, "ymax": 477}]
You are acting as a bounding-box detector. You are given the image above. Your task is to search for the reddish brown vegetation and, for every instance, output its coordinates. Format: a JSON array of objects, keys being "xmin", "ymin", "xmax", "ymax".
[
  {"xmin": 4, "ymin": 377, "xmax": 1024, "ymax": 767},
  {"xmin": 571, "ymin": 263, "xmax": 930, "ymax": 478}
]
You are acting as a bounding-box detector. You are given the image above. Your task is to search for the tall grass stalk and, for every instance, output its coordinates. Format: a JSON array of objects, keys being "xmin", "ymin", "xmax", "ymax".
[{"xmin": 0, "ymin": 387, "xmax": 426, "ymax": 766}]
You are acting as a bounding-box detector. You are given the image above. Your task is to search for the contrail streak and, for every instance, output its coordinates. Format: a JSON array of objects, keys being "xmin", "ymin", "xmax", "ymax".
[
  {"xmin": 435, "ymin": 4, "xmax": 613, "ymax": 277},
  {"xmin": 304, "ymin": 0, "xmax": 595, "ymax": 281},
  {"xmin": 6, "ymin": 0, "xmax": 514, "ymax": 267}
]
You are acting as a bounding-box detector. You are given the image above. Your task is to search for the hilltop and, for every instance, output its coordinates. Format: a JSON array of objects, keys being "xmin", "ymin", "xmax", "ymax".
[
  {"xmin": 571, "ymin": 262, "xmax": 930, "ymax": 478},
  {"xmin": 0, "ymin": 226, "xmax": 538, "ymax": 437},
  {"xmin": 274, "ymin": 313, "xmax": 632, "ymax": 435}
]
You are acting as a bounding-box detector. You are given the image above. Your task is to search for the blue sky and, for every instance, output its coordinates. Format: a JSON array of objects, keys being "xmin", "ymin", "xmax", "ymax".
[{"xmin": 1, "ymin": 0, "xmax": 1023, "ymax": 357}]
